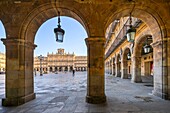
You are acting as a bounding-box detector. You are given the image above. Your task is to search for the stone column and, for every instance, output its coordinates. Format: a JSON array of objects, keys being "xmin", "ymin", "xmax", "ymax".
[
  {"xmin": 1, "ymin": 39, "xmax": 36, "ymax": 106},
  {"xmin": 131, "ymin": 56, "xmax": 142, "ymax": 83},
  {"xmin": 68, "ymin": 66, "xmax": 70, "ymax": 72},
  {"xmin": 85, "ymin": 37, "xmax": 106, "ymax": 104},
  {"xmin": 106, "ymin": 63, "xmax": 108, "ymax": 73},
  {"xmin": 151, "ymin": 39, "xmax": 169, "ymax": 99},
  {"xmin": 108, "ymin": 62, "xmax": 110, "ymax": 74},
  {"xmin": 111, "ymin": 59, "xmax": 114, "ymax": 75},
  {"xmin": 115, "ymin": 62, "xmax": 121, "ymax": 77},
  {"xmin": 113, "ymin": 63, "xmax": 116, "ymax": 76},
  {"xmin": 110, "ymin": 60, "xmax": 112, "ymax": 74},
  {"xmin": 121, "ymin": 61, "xmax": 128, "ymax": 79},
  {"xmin": 47, "ymin": 67, "xmax": 50, "ymax": 72},
  {"xmin": 106, "ymin": 62, "xmax": 108, "ymax": 74}
]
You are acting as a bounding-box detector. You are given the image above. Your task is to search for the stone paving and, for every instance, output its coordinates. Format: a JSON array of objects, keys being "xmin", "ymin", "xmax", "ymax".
[{"xmin": 0, "ymin": 72, "xmax": 170, "ymax": 113}]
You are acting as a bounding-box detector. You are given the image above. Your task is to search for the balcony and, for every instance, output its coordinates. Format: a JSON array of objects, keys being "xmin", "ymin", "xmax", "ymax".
[{"xmin": 105, "ymin": 18, "xmax": 142, "ymax": 59}]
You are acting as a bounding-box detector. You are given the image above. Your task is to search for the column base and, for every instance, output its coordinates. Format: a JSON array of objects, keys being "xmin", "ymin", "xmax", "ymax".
[
  {"xmin": 131, "ymin": 79, "xmax": 142, "ymax": 83},
  {"xmin": 116, "ymin": 72, "xmax": 121, "ymax": 77},
  {"xmin": 152, "ymin": 89, "xmax": 169, "ymax": 100},
  {"xmin": 86, "ymin": 95, "xmax": 106, "ymax": 104},
  {"xmin": 121, "ymin": 74, "xmax": 129, "ymax": 79},
  {"xmin": 131, "ymin": 77, "xmax": 142, "ymax": 83},
  {"xmin": 2, "ymin": 93, "xmax": 36, "ymax": 106}
]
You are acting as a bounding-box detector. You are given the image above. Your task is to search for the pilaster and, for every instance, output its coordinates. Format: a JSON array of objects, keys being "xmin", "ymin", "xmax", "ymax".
[
  {"xmin": 115, "ymin": 62, "xmax": 121, "ymax": 77},
  {"xmin": 121, "ymin": 61, "xmax": 128, "ymax": 79}
]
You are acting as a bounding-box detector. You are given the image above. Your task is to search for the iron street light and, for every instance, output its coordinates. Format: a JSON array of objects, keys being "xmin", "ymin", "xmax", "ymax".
[
  {"xmin": 38, "ymin": 55, "xmax": 44, "ymax": 76},
  {"xmin": 143, "ymin": 37, "xmax": 152, "ymax": 54},
  {"xmin": 127, "ymin": 52, "xmax": 131, "ymax": 60},
  {"xmin": 126, "ymin": 0, "xmax": 136, "ymax": 42},
  {"xmin": 143, "ymin": 44, "xmax": 151, "ymax": 53},
  {"xmin": 54, "ymin": 11, "xmax": 65, "ymax": 42}
]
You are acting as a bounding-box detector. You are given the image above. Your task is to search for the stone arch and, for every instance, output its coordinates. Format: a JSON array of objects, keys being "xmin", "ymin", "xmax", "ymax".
[
  {"xmin": 105, "ymin": 4, "xmax": 170, "ymax": 99},
  {"xmin": 134, "ymin": 34, "xmax": 152, "ymax": 57},
  {"xmin": 19, "ymin": 2, "xmax": 89, "ymax": 43},
  {"xmin": 122, "ymin": 47, "xmax": 131, "ymax": 61},
  {"xmin": 131, "ymin": 34, "xmax": 153, "ymax": 83},
  {"xmin": 104, "ymin": 6, "xmax": 167, "ymax": 43}
]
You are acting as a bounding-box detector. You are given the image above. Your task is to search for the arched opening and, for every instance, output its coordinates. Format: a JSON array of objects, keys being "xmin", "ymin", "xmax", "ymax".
[
  {"xmin": 141, "ymin": 37, "xmax": 153, "ymax": 77},
  {"xmin": 55, "ymin": 67, "xmax": 58, "ymax": 72},
  {"xmin": 70, "ymin": 66, "xmax": 73, "ymax": 72},
  {"xmin": 105, "ymin": 5, "xmax": 167, "ymax": 99},
  {"xmin": 1, "ymin": 3, "xmax": 89, "ymax": 106},
  {"xmin": 31, "ymin": 15, "xmax": 88, "ymax": 108},
  {"xmin": 0, "ymin": 20, "xmax": 6, "ymax": 103},
  {"xmin": 122, "ymin": 47, "xmax": 131, "ymax": 79},
  {"xmin": 49, "ymin": 67, "xmax": 52, "ymax": 72},
  {"xmin": 116, "ymin": 54, "xmax": 121, "ymax": 77},
  {"xmin": 112, "ymin": 57, "xmax": 116, "ymax": 76},
  {"xmin": 109, "ymin": 59, "xmax": 112, "ymax": 74},
  {"xmin": 0, "ymin": 20, "xmax": 6, "ymax": 74},
  {"xmin": 65, "ymin": 66, "xmax": 68, "ymax": 72},
  {"xmin": 135, "ymin": 35, "xmax": 154, "ymax": 87}
]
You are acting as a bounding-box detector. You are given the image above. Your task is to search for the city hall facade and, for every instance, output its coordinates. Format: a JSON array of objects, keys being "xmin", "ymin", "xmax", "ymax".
[
  {"xmin": 34, "ymin": 48, "xmax": 87, "ymax": 73},
  {"xmin": 0, "ymin": 52, "xmax": 5, "ymax": 73}
]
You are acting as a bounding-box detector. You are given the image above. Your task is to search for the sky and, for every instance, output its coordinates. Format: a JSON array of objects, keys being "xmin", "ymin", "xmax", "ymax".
[{"xmin": 0, "ymin": 17, "xmax": 88, "ymax": 56}]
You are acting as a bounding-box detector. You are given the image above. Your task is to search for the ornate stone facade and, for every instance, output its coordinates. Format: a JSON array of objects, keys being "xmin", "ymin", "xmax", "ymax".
[
  {"xmin": 0, "ymin": 52, "xmax": 5, "ymax": 73},
  {"xmin": 34, "ymin": 48, "xmax": 87, "ymax": 73}
]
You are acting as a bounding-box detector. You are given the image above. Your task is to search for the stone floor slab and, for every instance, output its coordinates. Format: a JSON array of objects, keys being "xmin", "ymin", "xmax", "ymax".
[{"xmin": 0, "ymin": 72, "xmax": 170, "ymax": 113}]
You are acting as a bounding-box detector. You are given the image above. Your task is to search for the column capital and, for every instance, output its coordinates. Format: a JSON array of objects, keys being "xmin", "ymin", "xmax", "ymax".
[
  {"xmin": 85, "ymin": 37, "xmax": 106, "ymax": 47},
  {"xmin": 1, "ymin": 38, "xmax": 37, "ymax": 49},
  {"xmin": 151, "ymin": 37, "xmax": 170, "ymax": 48}
]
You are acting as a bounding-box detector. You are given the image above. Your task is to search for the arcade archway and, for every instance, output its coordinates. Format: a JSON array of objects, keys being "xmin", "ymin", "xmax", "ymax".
[{"xmin": 105, "ymin": 5, "xmax": 169, "ymax": 99}]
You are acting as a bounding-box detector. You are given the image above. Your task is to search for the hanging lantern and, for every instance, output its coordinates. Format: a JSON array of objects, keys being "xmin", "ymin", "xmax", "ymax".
[
  {"xmin": 119, "ymin": 57, "xmax": 121, "ymax": 62},
  {"xmin": 144, "ymin": 44, "xmax": 151, "ymax": 53},
  {"xmin": 54, "ymin": 11, "xmax": 65, "ymax": 42},
  {"xmin": 126, "ymin": 1, "xmax": 136, "ymax": 42},
  {"xmin": 127, "ymin": 52, "xmax": 131, "ymax": 60},
  {"xmin": 126, "ymin": 25, "xmax": 136, "ymax": 42}
]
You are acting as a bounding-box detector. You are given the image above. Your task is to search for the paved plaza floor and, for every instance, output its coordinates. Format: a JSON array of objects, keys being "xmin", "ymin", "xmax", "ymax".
[{"xmin": 0, "ymin": 72, "xmax": 170, "ymax": 113}]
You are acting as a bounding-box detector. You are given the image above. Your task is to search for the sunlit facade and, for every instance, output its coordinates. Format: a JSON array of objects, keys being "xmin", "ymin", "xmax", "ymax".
[
  {"xmin": 105, "ymin": 17, "xmax": 153, "ymax": 79},
  {"xmin": 34, "ymin": 48, "xmax": 87, "ymax": 73},
  {"xmin": 0, "ymin": 52, "xmax": 5, "ymax": 73}
]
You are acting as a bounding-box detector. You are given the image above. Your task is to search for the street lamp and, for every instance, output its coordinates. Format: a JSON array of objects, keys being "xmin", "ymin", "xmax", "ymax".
[
  {"xmin": 127, "ymin": 52, "xmax": 131, "ymax": 60},
  {"xmin": 143, "ymin": 44, "xmax": 151, "ymax": 53},
  {"xmin": 143, "ymin": 37, "xmax": 152, "ymax": 54},
  {"xmin": 38, "ymin": 55, "xmax": 44, "ymax": 76},
  {"xmin": 54, "ymin": 11, "xmax": 65, "ymax": 42},
  {"xmin": 126, "ymin": 0, "xmax": 136, "ymax": 42}
]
